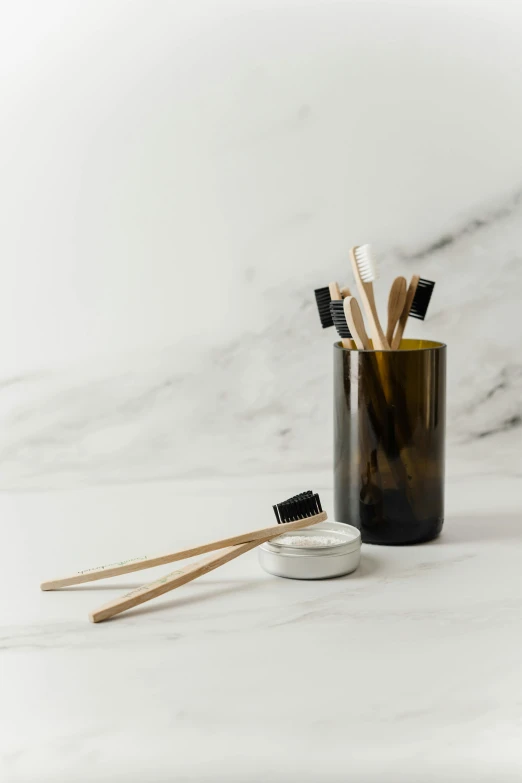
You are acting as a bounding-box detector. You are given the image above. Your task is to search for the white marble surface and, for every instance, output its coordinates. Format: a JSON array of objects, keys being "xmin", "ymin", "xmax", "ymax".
[
  {"xmin": 1, "ymin": 1, "xmax": 522, "ymax": 489},
  {"xmin": 1, "ymin": 473, "xmax": 522, "ymax": 782}
]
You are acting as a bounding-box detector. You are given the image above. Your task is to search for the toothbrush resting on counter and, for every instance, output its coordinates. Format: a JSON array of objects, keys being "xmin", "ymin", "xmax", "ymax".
[
  {"xmin": 41, "ymin": 492, "xmax": 326, "ymax": 591},
  {"xmin": 88, "ymin": 491, "xmax": 326, "ymax": 623},
  {"xmin": 42, "ymin": 492, "xmax": 328, "ymax": 622}
]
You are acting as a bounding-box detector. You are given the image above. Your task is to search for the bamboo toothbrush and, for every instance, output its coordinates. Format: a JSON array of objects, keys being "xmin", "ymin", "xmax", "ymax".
[
  {"xmin": 314, "ymin": 281, "xmax": 352, "ymax": 329},
  {"xmin": 391, "ymin": 275, "xmax": 436, "ymax": 349},
  {"xmin": 349, "ymin": 245, "xmax": 390, "ymax": 350},
  {"xmin": 386, "ymin": 276, "xmax": 407, "ymax": 346},
  {"xmin": 88, "ymin": 492, "xmax": 326, "ymax": 623},
  {"xmin": 326, "ymin": 282, "xmax": 356, "ymax": 349},
  {"xmin": 330, "ymin": 300, "xmax": 354, "ymax": 349},
  {"xmin": 89, "ymin": 541, "xmax": 261, "ymax": 623},
  {"xmin": 332, "ymin": 283, "xmax": 356, "ymax": 349},
  {"xmin": 41, "ymin": 492, "xmax": 326, "ymax": 592},
  {"xmin": 343, "ymin": 297, "xmax": 371, "ymax": 350}
]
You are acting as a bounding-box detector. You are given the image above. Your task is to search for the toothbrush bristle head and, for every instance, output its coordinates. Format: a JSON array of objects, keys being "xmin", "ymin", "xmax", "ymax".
[
  {"xmin": 273, "ymin": 490, "xmax": 323, "ymax": 524},
  {"xmin": 330, "ymin": 300, "xmax": 352, "ymax": 339},
  {"xmin": 354, "ymin": 244, "xmax": 378, "ymax": 283},
  {"xmin": 314, "ymin": 287, "xmax": 334, "ymax": 328},
  {"xmin": 409, "ymin": 278, "xmax": 435, "ymax": 320}
]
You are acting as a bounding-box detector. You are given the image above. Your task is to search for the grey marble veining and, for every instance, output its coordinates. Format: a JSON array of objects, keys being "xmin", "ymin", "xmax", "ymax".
[
  {"xmin": 3, "ymin": 0, "xmax": 522, "ymax": 492},
  {"xmin": 1, "ymin": 187, "xmax": 521, "ymax": 489},
  {"xmin": 2, "ymin": 5, "xmax": 522, "ymax": 780}
]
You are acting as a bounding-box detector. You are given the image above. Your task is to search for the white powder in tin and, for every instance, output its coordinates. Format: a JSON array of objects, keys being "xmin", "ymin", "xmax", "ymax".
[{"xmin": 275, "ymin": 533, "xmax": 342, "ymax": 548}]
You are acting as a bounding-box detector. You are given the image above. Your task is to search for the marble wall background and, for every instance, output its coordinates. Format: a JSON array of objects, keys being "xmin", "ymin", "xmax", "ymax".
[{"xmin": 1, "ymin": 0, "xmax": 521, "ymax": 490}]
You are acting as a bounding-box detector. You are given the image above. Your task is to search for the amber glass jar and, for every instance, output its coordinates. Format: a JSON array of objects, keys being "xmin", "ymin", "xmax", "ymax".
[{"xmin": 334, "ymin": 339, "xmax": 446, "ymax": 545}]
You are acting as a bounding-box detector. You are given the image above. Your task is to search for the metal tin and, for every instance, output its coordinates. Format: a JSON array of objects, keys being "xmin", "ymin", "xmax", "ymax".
[{"xmin": 258, "ymin": 521, "xmax": 361, "ymax": 580}]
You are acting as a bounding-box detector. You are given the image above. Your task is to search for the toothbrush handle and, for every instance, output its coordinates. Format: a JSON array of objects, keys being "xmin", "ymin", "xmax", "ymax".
[
  {"xmin": 89, "ymin": 541, "xmax": 260, "ymax": 623},
  {"xmin": 386, "ymin": 321, "xmax": 396, "ymax": 346},
  {"xmin": 391, "ymin": 275, "xmax": 420, "ymax": 349},
  {"xmin": 386, "ymin": 277, "xmax": 407, "ymax": 345},
  {"xmin": 361, "ymin": 282, "xmax": 390, "ymax": 350},
  {"xmin": 344, "ymin": 297, "xmax": 371, "ymax": 350},
  {"xmin": 41, "ymin": 512, "xmax": 327, "ymax": 590}
]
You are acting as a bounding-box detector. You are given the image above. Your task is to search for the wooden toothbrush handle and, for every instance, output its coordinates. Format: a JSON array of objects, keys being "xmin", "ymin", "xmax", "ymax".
[
  {"xmin": 392, "ymin": 275, "xmax": 420, "ymax": 349},
  {"xmin": 41, "ymin": 512, "xmax": 327, "ymax": 590},
  {"xmin": 89, "ymin": 540, "xmax": 260, "ymax": 623},
  {"xmin": 385, "ymin": 323, "xmax": 394, "ymax": 346},
  {"xmin": 362, "ymin": 282, "xmax": 390, "ymax": 350},
  {"xmin": 329, "ymin": 281, "xmax": 342, "ymax": 300},
  {"xmin": 386, "ymin": 276, "xmax": 407, "ymax": 345},
  {"xmin": 343, "ymin": 297, "xmax": 371, "ymax": 350},
  {"xmin": 349, "ymin": 249, "xmax": 389, "ymax": 350}
]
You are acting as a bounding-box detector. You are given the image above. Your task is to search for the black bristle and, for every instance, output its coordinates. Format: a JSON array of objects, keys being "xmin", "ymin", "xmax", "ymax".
[
  {"xmin": 273, "ymin": 490, "xmax": 323, "ymax": 524},
  {"xmin": 314, "ymin": 287, "xmax": 334, "ymax": 328},
  {"xmin": 409, "ymin": 278, "xmax": 435, "ymax": 321},
  {"xmin": 330, "ymin": 300, "xmax": 352, "ymax": 339}
]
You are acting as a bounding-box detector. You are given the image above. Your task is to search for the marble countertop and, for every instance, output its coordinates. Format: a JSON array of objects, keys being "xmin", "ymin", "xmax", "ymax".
[{"xmin": 1, "ymin": 473, "xmax": 522, "ymax": 782}]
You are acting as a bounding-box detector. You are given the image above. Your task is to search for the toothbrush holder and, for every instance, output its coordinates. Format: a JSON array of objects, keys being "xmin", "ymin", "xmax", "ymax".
[{"xmin": 333, "ymin": 339, "xmax": 446, "ymax": 545}]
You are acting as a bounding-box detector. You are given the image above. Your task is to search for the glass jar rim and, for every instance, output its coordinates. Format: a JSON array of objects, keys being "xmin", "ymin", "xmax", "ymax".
[{"xmin": 334, "ymin": 338, "xmax": 446, "ymax": 353}]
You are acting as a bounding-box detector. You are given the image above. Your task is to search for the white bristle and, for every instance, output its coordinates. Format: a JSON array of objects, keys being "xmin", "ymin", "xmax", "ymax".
[{"xmin": 354, "ymin": 244, "xmax": 378, "ymax": 283}]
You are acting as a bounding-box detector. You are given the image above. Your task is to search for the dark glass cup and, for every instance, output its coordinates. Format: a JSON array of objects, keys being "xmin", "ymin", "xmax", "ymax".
[{"xmin": 334, "ymin": 339, "xmax": 446, "ymax": 545}]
